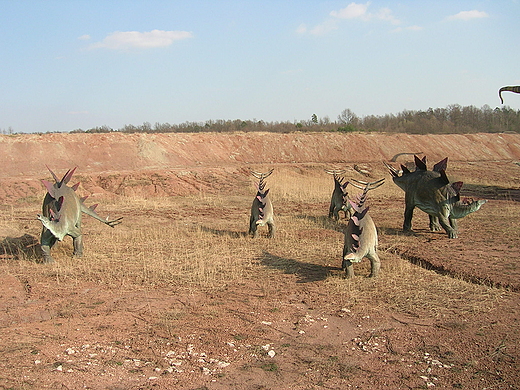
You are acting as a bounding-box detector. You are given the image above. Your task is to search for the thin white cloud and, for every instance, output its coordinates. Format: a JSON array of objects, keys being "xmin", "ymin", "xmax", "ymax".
[
  {"xmin": 375, "ymin": 7, "xmax": 400, "ymax": 25},
  {"xmin": 296, "ymin": 23, "xmax": 308, "ymax": 34},
  {"xmin": 310, "ymin": 19, "xmax": 339, "ymax": 36},
  {"xmin": 447, "ymin": 10, "xmax": 489, "ymax": 21},
  {"xmin": 89, "ymin": 29, "xmax": 193, "ymax": 50},
  {"xmin": 299, "ymin": 2, "xmax": 402, "ymax": 36},
  {"xmin": 78, "ymin": 34, "xmax": 91, "ymax": 40},
  {"xmin": 330, "ymin": 2, "xmax": 370, "ymax": 20}
]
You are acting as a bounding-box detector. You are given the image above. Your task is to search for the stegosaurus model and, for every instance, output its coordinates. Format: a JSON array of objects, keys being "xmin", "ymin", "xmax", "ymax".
[
  {"xmin": 38, "ymin": 167, "xmax": 123, "ymax": 263},
  {"xmin": 384, "ymin": 155, "xmax": 487, "ymax": 238},
  {"xmin": 342, "ymin": 178, "xmax": 385, "ymax": 278},
  {"xmin": 325, "ymin": 169, "xmax": 351, "ymax": 221},
  {"xmin": 249, "ymin": 169, "xmax": 275, "ymax": 238}
]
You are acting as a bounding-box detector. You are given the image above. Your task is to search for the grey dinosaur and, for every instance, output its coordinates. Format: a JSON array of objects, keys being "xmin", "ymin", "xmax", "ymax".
[
  {"xmin": 38, "ymin": 167, "xmax": 123, "ymax": 263},
  {"xmin": 325, "ymin": 169, "xmax": 351, "ymax": 221},
  {"xmin": 384, "ymin": 156, "xmax": 487, "ymax": 238},
  {"xmin": 249, "ymin": 169, "xmax": 275, "ymax": 238},
  {"xmin": 342, "ymin": 178, "xmax": 385, "ymax": 278},
  {"xmin": 499, "ymin": 86, "xmax": 520, "ymax": 104}
]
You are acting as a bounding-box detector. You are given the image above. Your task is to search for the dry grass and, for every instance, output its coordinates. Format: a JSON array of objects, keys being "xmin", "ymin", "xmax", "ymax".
[{"xmin": 0, "ymin": 166, "xmax": 514, "ymax": 319}]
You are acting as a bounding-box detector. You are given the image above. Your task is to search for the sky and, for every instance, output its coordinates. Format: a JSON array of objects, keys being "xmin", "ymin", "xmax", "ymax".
[{"xmin": 1, "ymin": 0, "xmax": 519, "ymax": 133}]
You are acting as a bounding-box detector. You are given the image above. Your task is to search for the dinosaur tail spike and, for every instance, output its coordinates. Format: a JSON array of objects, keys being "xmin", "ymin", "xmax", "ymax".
[
  {"xmin": 80, "ymin": 195, "xmax": 89, "ymax": 203},
  {"xmin": 89, "ymin": 204, "xmax": 98, "ymax": 211},
  {"xmin": 71, "ymin": 182, "xmax": 80, "ymax": 191},
  {"xmin": 383, "ymin": 161, "xmax": 400, "ymax": 177}
]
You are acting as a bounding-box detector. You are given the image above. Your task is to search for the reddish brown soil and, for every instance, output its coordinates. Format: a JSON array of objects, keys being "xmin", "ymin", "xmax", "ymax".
[{"xmin": 0, "ymin": 132, "xmax": 519, "ymax": 389}]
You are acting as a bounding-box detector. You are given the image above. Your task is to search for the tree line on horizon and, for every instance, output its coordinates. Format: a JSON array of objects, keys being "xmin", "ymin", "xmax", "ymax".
[{"xmin": 64, "ymin": 104, "xmax": 519, "ymax": 135}]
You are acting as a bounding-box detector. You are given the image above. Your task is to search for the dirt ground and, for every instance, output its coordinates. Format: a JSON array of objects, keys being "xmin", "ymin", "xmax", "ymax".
[{"xmin": 0, "ymin": 132, "xmax": 519, "ymax": 389}]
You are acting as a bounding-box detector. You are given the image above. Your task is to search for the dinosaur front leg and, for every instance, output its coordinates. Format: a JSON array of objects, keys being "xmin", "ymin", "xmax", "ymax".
[
  {"xmin": 40, "ymin": 229, "xmax": 56, "ymax": 263},
  {"xmin": 449, "ymin": 217, "xmax": 458, "ymax": 234},
  {"xmin": 342, "ymin": 259, "xmax": 355, "ymax": 278},
  {"xmin": 429, "ymin": 215, "xmax": 442, "ymax": 231},
  {"xmin": 249, "ymin": 215, "xmax": 258, "ymax": 238},
  {"xmin": 438, "ymin": 214, "xmax": 457, "ymax": 238}
]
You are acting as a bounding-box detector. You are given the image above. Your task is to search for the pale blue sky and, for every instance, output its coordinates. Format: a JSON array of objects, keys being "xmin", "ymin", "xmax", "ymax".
[{"xmin": 1, "ymin": 1, "xmax": 519, "ymax": 133}]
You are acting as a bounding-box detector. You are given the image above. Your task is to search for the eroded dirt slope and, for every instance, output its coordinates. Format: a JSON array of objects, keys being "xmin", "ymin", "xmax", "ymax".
[{"xmin": 1, "ymin": 131, "xmax": 520, "ymax": 202}]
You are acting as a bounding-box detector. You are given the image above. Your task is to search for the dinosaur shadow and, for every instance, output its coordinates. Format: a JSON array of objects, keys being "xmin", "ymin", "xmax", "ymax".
[
  {"xmin": 462, "ymin": 184, "xmax": 520, "ymax": 202},
  {"xmin": 259, "ymin": 251, "xmax": 340, "ymax": 283},
  {"xmin": 199, "ymin": 225, "xmax": 248, "ymax": 239},
  {"xmin": 378, "ymin": 225, "xmax": 442, "ymax": 239},
  {"xmin": 0, "ymin": 234, "xmax": 42, "ymax": 261},
  {"xmin": 378, "ymin": 226, "xmax": 406, "ymax": 236}
]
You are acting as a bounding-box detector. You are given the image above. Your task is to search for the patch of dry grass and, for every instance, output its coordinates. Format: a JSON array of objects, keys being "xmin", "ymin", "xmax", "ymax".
[
  {"xmin": 0, "ymin": 165, "xmax": 515, "ymax": 320},
  {"xmin": 324, "ymin": 252, "xmax": 505, "ymax": 318}
]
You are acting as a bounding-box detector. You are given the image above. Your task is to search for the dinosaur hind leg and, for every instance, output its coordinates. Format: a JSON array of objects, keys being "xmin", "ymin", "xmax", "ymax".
[{"xmin": 72, "ymin": 234, "xmax": 83, "ymax": 257}]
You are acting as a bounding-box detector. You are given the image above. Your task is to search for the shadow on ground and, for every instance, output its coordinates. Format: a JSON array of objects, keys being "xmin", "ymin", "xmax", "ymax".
[
  {"xmin": 0, "ymin": 234, "xmax": 42, "ymax": 261},
  {"xmin": 199, "ymin": 225, "xmax": 247, "ymax": 238},
  {"xmin": 259, "ymin": 251, "xmax": 339, "ymax": 283},
  {"xmin": 462, "ymin": 184, "xmax": 520, "ymax": 202}
]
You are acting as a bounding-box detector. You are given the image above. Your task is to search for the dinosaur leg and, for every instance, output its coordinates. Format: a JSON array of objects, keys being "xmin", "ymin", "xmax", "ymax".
[
  {"xmin": 403, "ymin": 203, "xmax": 415, "ymax": 232},
  {"xmin": 429, "ymin": 215, "xmax": 442, "ymax": 231},
  {"xmin": 342, "ymin": 259, "xmax": 355, "ymax": 278},
  {"xmin": 341, "ymin": 245, "xmax": 355, "ymax": 278},
  {"xmin": 328, "ymin": 202, "xmax": 335, "ymax": 219},
  {"xmin": 449, "ymin": 217, "xmax": 458, "ymax": 235},
  {"xmin": 72, "ymin": 234, "xmax": 83, "ymax": 257},
  {"xmin": 367, "ymin": 251, "xmax": 381, "ymax": 278},
  {"xmin": 40, "ymin": 228, "xmax": 57, "ymax": 263},
  {"xmin": 267, "ymin": 221, "xmax": 275, "ymax": 238},
  {"xmin": 438, "ymin": 214, "xmax": 457, "ymax": 238},
  {"xmin": 249, "ymin": 216, "xmax": 258, "ymax": 238}
]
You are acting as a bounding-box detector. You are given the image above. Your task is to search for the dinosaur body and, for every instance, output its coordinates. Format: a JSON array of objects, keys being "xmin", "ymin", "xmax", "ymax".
[
  {"xmin": 385, "ymin": 156, "xmax": 486, "ymax": 238},
  {"xmin": 249, "ymin": 169, "xmax": 275, "ymax": 238},
  {"xmin": 325, "ymin": 169, "xmax": 351, "ymax": 221},
  {"xmin": 38, "ymin": 167, "xmax": 122, "ymax": 263},
  {"xmin": 342, "ymin": 178, "xmax": 384, "ymax": 278}
]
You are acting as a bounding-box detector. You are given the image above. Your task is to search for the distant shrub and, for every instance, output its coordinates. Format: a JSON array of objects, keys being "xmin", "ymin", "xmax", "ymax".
[{"xmin": 336, "ymin": 124, "xmax": 357, "ymax": 132}]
